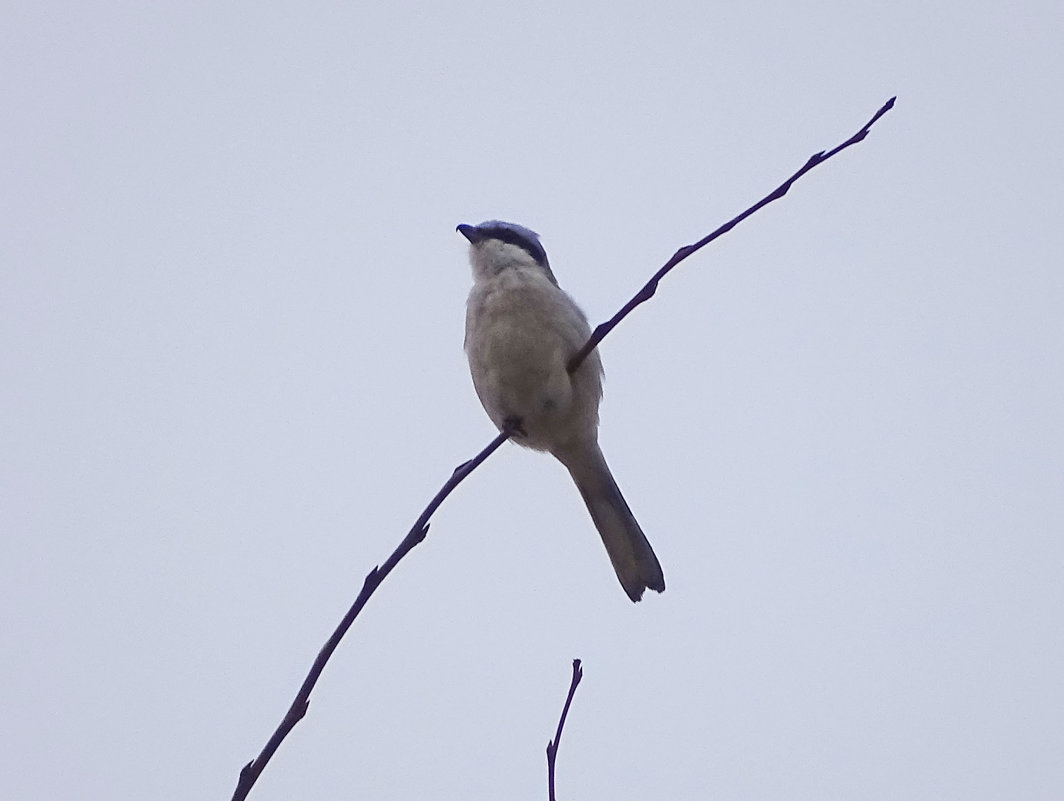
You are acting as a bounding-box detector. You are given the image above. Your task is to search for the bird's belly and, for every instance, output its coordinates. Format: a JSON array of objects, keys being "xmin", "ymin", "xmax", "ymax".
[{"xmin": 470, "ymin": 321, "xmax": 577, "ymax": 451}]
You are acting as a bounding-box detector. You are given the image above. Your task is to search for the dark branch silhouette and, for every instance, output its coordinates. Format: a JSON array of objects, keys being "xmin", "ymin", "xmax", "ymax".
[
  {"xmin": 567, "ymin": 96, "xmax": 896, "ymax": 374},
  {"xmin": 231, "ymin": 428, "xmax": 513, "ymax": 801},
  {"xmin": 231, "ymin": 97, "xmax": 895, "ymax": 800},
  {"xmin": 546, "ymin": 659, "xmax": 584, "ymax": 801}
]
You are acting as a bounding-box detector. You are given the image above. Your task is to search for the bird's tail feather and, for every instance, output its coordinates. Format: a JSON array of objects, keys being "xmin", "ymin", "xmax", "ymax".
[{"xmin": 556, "ymin": 442, "xmax": 665, "ymax": 602}]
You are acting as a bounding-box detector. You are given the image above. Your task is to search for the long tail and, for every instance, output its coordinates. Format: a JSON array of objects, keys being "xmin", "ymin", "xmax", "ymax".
[{"xmin": 555, "ymin": 441, "xmax": 665, "ymax": 602}]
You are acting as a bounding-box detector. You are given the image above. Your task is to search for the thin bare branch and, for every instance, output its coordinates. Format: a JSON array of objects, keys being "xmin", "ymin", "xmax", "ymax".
[
  {"xmin": 567, "ymin": 96, "xmax": 896, "ymax": 374},
  {"xmin": 546, "ymin": 659, "xmax": 585, "ymax": 801},
  {"xmin": 232, "ymin": 96, "xmax": 895, "ymax": 799},
  {"xmin": 231, "ymin": 427, "xmax": 514, "ymax": 801}
]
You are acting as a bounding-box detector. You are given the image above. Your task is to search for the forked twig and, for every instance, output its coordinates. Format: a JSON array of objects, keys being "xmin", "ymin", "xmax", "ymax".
[
  {"xmin": 231, "ymin": 428, "xmax": 513, "ymax": 801},
  {"xmin": 567, "ymin": 96, "xmax": 896, "ymax": 374},
  {"xmin": 546, "ymin": 659, "xmax": 584, "ymax": 801}
]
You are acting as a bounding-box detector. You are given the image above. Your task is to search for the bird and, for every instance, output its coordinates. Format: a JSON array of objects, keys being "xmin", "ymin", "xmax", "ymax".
[{"xmin": 459, "ymin": 220, "xmax": 665, "ymax": 602}]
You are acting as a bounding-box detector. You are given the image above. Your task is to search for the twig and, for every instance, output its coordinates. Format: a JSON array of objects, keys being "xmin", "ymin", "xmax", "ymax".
[
  {"xmin": 546, "ymin": 659, "xmax": 584, "ymax": 801},
  {"xmin": 567, "ymin": 96, "xmax": 896, "ymax": 374},
  {"xmin": 231, "ymin": 428, "xmax": 514, "ymax": 801},
  {"xmin": 232, "ymin": 96, "xmax": 895, "ymax": 798}
]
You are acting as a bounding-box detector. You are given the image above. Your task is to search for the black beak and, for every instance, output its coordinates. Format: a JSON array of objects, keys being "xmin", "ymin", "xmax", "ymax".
[{"xmin": 456, "ymin": 223, "xmax": 480, "ymax": 243}]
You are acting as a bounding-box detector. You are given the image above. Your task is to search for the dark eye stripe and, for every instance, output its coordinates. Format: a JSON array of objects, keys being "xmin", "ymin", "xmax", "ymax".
[{"xmin": 479, "ymin": 224, "xmax": 549, "ymax": 268}]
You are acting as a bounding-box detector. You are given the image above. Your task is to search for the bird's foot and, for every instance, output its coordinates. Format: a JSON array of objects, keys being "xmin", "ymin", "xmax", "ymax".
[{"xmin": 502, "ymin": 416, "xmax": 527, "ymax": 438}]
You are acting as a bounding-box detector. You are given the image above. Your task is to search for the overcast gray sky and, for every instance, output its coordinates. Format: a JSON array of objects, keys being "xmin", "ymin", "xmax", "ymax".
[{"xmin": 2, "ymin": 2, "xmax": 1062, "ymax": 799}]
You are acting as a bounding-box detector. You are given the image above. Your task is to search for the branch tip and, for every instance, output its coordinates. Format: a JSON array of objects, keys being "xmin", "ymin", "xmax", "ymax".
[
  {"xmin": 562, "ymin": 98, "xmax": 893, "ymax": 371},
  {"xmin": 547, "ymin": 657, "xmax": 586, "ymax": 801}
]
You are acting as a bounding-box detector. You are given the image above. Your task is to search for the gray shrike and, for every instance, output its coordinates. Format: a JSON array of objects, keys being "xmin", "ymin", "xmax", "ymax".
[{"xmin": 459, "ymin": 220, "xmax": 665, "ymax": 602}]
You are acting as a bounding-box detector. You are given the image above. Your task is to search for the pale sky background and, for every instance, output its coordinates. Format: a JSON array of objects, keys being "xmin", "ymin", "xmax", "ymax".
[{"xmin": 2, "ymin": 2, "xmax": 1062, "ymax": 799}]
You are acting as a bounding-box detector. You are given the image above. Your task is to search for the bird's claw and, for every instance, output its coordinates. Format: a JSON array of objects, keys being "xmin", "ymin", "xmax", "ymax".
[{"xmin": 502, "ymin": 416, "xmax": 527, "ymax": 438}]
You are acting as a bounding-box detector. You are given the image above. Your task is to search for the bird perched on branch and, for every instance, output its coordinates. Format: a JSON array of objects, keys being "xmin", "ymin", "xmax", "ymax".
[{"xmin": 459, "ymin": 220, "xmax": 665, "ymax": 602}]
